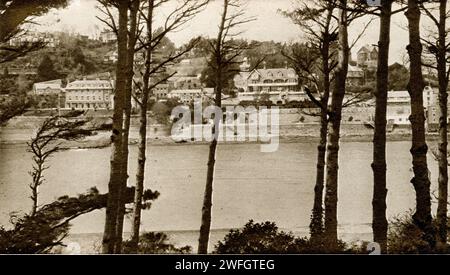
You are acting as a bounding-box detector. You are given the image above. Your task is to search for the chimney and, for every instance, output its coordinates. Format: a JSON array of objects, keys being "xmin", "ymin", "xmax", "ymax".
[{"xmin": 263, "ymin": 61, "xmax": 267, "ymax": 70}]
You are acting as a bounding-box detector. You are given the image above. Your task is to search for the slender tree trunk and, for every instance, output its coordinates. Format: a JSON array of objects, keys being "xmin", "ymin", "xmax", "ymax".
[
  {"xmin": 372, "ymin": 0, "xmax": 392, "ymax": 254},
  {"xmin": 310, "ymin": 27, "xmax": 331, "ymax": 241},
  {"xmin": 436, "ymin": 0, "xmax": 448, "ymax": 246},
  {"xmin": 130, "ymin": 0, "xmax": 154, "ymax": 253},
  {"xmin": 198, "ymin": 0, "xmax": 227, "ymax": 254},
  {"xmin": 406, "ymin": 0, "xmax": 435, "ymax": 249},
  {"xmin": 115, "ymin": 0, "xmax": 139, "ymax": 254},
  {"xmin": 310, "ymin": 99, "xmax": 328, "ymax": 239},
  {"xmin": 102, "ymin": 0, "xmax": 128, "ymax": 254},
  {"xmin": 198, "ymin": 71, "xmax": 222, "ymax": 254},
  {"xmin": 324, "ymin": 0, "xmax": 348, "ymax": 250}
]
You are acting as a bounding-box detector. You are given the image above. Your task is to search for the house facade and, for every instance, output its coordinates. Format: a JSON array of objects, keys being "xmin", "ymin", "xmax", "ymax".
[
  {"xmin": 153, "ymin": 82, "xmax": 170, "ymax": 100},
  {"xmin": 357, "ymin": 44, "xmax": 378, "ymax": 69},
  {"xmin": 32, "ymin": 79, "xmax": 63, "ymax": 95},
  {"xmin": 234, "ymin": 58, "xmax": 305, "ymax": 104},
  {"xmin": 387, "ymin": 86, "xmax": 436, "ymax": 125},
  {"xmin": 65, "ymin": 79, "xmax": 114, "ymax": 110},
  {"xmin": 167, "ymin": 88, "xmax": 214, "ymax": 104},
  {"xmin": 347, "ymin": 65, "xmax": 365, "ymax": 86},
  {"xmin": 99, "ymin": 30, "xmax": 116, "ymax": 43}
]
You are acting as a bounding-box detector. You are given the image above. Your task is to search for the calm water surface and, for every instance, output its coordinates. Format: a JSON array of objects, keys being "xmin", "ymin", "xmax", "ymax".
[{"xmin": 0, "ymin": 140, "xmax": 440, "ymax": 247}]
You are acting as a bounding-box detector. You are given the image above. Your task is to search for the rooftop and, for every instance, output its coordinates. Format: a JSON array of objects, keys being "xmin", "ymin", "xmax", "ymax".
[
  {"xmin": 66, "ymin": 79, "xmax": 113, "ymax": 89},
  {"xmin": 358, "ymin": 44, "xmax": 378, "ymax": 54},
  {"xmin": 248, "ymin": 68, "xmax": 297, "ymax": 80},
  {"xmin": 33, "ymin": 79, "xmax": 62, "ymax": 90}
]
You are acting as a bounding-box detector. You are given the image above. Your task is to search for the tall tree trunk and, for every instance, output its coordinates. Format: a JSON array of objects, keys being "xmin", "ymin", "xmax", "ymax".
[
  {"xmin": 102, "ymin": 0, "xmax": 128, "ymax": 254},
  {"xmin": 198, "ymin": 0, "xmax": 227, "ymax": 254},
  {"xmin": 406, "ymin": 0, "xmax": 435, "ymax": 249},
  {"xmin": 130, "ymin": 0, "xmax": 154, "ymax": 253},
  {"xmin": 372, "ymin": 0, "xmax": 392, "ymax": 254},
  {"xmin": 197, "ymin": 68, "xmax": 222, "ymax": 254},
  {"xmin": 310, "ymin": 19, "xmax": 331, "ymax": 241},
  {"xmin": 310, "ymin": 96, "xmax": 328, "ymax": 240},
  {"xmin": 324, "ymin": 0, "xmax": 348, "ymax": 250},
  {"xmin": 115, "ymin": 0, "xmax": 139, "ymax": 254},
  {"xmin": 436, "ymin": 0, "xmax": 448, "ymax": 246}
]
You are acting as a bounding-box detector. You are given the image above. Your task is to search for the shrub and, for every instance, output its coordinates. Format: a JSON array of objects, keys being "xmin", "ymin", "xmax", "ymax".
[
  {"xmin": 214, "ymin": 220, "xmax": 362, "ymax": 254},
  {"xmin": 123, "ymin": 232, "xmax": 191, "ymax": 254},
  {"xmin": 387, "ymin": 213, "xmax": 449, "ymax": 254}
]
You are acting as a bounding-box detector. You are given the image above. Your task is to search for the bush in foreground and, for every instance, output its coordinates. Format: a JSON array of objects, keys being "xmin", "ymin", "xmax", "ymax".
[
  {"xmin": 123, "ymin": 232, "xmax": 191, "ymax": 254},
  {"xmin": 214, "ymin": 220, "xmax": 364, "ymax": 254},
  {"xmin": 387, "ymin": 213, "xmax": 449, "ymax": 254}
]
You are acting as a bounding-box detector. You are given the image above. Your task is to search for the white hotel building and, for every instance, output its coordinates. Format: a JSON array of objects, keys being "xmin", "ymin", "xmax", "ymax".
[
  {"xmin": 65, "ymin": 79, "xmax": 114, "ymax": 110},
  {"xmin": 234, "ymin": 58, "xmax": 306, "ymax": 104},
  {"xmin": 387, "ymin": 86, "xmax": 436, "ymax": 125}
]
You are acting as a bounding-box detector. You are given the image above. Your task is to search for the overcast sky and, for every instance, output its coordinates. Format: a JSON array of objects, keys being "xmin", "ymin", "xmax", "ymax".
[{"xmin": 34, "ymin": 0, "xmax": 419, "ymax": 64}]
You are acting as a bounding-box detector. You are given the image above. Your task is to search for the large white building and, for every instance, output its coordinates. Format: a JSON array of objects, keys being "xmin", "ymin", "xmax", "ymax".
[
  {"xmin": 167, "ymin": 88, "xmax": 214, "ymax": 104},
  {"xmin": 153, "ymin": 82, "xmax": 170, "ymax": 100},
  {"xmin": 65, "ymin": 79, "xmax": 114, "ymax": 110},
  {"xmin": 387, "ymin": 86, "xmax": 436, "ymax": 125},
  {"xmin": 99, "ymin": 30, "xmax": 116, "ymax": 43},
  {"xmin": 234, "ymin": 58, "xmax": 306, "ymax": 104}
]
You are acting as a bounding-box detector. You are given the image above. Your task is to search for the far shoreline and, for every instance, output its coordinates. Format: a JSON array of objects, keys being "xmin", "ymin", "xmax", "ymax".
[{"xmin": 0, "ymin": 130, "xmax": 443, "ymax": 149}]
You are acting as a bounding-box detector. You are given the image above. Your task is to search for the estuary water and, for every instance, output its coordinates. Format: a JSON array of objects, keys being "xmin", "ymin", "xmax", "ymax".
[{"xmin": 0, "ymin": 140, "xmax": 440, "ymax": 251}]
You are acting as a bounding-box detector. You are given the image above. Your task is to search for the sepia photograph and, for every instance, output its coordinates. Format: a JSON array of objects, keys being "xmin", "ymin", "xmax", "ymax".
[{"xmin": 0, "ymin": 0, "xmax": 449, "ymax": 262}]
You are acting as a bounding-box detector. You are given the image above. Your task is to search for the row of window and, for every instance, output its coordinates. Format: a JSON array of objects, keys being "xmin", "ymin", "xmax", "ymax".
[
  {"xmin": 156, "ymin": 93, "xmax": 168, "ymax": 98},
  {"xmin": 66, "ymin": 103, "xmax": 110, "ymax": 109},
  {"xmin": 67, "ymin": 95, "xmax": 109, "ymax": 101},
  {"xmin": 248, "ymin": 87, "xmax": 296, "ymax": 92},
  {"xmin": 67, "ymin": 84, "xmax": 112, "ymax": 89},
  {"xmin": 251, "ymin": 79, "xmax": 297, "ymax": 84}
]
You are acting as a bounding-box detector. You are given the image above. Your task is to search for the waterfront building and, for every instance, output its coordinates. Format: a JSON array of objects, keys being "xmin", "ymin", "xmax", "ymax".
[
  {"xmin": 386, "ymin": 86, "xmax": 436, "ymax": 125},
  {"xmin": 426, "ymin": 87, "xmax": 450, "ymax": 130},
  {"xmin": 65, "ymin": 78, "xmax": 114, "ymax": 110},
  {"xmin": 32, "ymin": 79, "xmax": 63, "ymax": 95},
  {"xmin": 153, "ymin": 82, "xmax": 170, "ymax": 100},
  {"xmin": 234, "ymin": 58, "xmax": 306, "ymax": 105},
  {"xmin": 99, "ymin": 30, "xmax": 116, "ymax": 43},
  {"xmin": 167, "ymin": 88, "xmax": 214, "ymax": 104},
  {"xmin": 168, "ymin": 75, "xmax": 203, "ymax": 90}
]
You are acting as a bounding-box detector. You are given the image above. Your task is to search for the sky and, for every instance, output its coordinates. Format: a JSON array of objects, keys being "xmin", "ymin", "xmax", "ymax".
[{"xmin": 33, "ymin": 0, "xmax": 420, "ymax": 64}]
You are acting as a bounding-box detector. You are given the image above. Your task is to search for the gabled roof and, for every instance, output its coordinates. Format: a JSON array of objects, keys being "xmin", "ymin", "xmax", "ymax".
[
  {"xmin": 247, "ymin": 68, "xmax": 297, "ymax": 80},
  {"xmin": 66, "ymin": 79, "xmax": 113, "ymax": 90},
  {"xmin": 358, "ymin": 44, "xmax": 378, "ymax": 54},
  {"xmin": 33, "ymin": 79, "xmax": 62, "ymax": 90}
]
